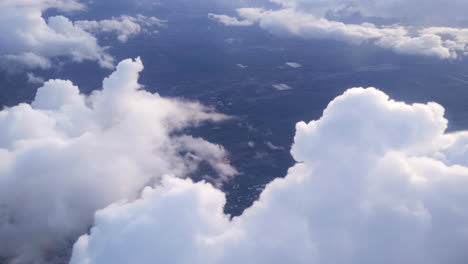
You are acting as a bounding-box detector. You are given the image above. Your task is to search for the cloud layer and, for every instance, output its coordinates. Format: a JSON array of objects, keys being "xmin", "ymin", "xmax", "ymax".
[
  {"xmin": 210, "ymin": 0, "xmax": 468, "ymax": 59},
  {"xmin": 0, "ymin": 58, "xmax": 235, "ymax": 263},
  {"xmin": 276, "ymin": 0, "xmax": 468, "ymax": 26},
  {"xmin": 71, "ymin": 87, "xmax": 468, "ymax": 264}
]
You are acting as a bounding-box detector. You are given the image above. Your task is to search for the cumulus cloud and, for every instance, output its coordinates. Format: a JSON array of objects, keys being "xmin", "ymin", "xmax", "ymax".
[
  {"xmin": 76, "ymin": 15, "xmax": 166, "ymax": 43},
  {"xmin": 0, "ymin": 58, "xmax": 236, "ymax": 264},
  {"xmin": 70, "ymin": 87, "xmax": 468, "ymax": 264},
  {"xmin": 0, "ymin": 1, "xmax": 165, "ymax": 70},
  {"xmin": 209, "ymin": 1, "xmax": 468, "ymax": 59},
  {"xmin": 0, "ymin": 0, "xmax": 115, "ymax": 69},
  {"xmin": 420, "ymin": 27, "xmax": 468, "ymax": 55}
]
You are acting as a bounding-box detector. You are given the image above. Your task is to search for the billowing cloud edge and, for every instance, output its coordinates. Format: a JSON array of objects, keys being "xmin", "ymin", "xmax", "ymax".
[
  {"xmin": 70, "ymin": 87, "xmax": 468, "ymax": 264},
  {"xmin": 0, "ymin": 57, "xmax": 236, "ymax": 263}
]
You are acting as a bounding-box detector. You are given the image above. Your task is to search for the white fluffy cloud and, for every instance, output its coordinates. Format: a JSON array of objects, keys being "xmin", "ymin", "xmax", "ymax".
[
  {"xmin": 209, "ymin": 1, "xmax": 468, "ymax": 59},
  {"xmin": 0, "ymin": 58, "xmax": 236, "ymax": 263},
  {"xmin": 0, "ymin": 0, "xmax": 114, "ymax": 69},
  {"xmin": 270, "ymin": 0, "xmax": 468, "ymax": 27},
  {"xmin": 0, "ymin": 0, "xmax": 165, "ymax": 70},
  {"xmin": 76, "ymin": 15, "xmax": 166, "ymax": 43},
  {"xmin": 70, "ymin": 87, "xmax": 468, "ymax": 264}
]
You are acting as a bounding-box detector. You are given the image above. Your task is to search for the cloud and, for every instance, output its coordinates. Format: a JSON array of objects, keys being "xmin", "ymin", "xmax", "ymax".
[
  {"xmin": 0, "ymin": 1, "xmax": 166, "ymax": 71},
  {"xmin": 270, "ymin": 0, "xmax": 468, "ymax": 27},
  {"xmin": 0, "ymin": 0, "xmax": 115, "ymax": 69},
  {"xmin": 209, "ymin": 1, "xmax": 468, "ymax": 59},
  {"xmin": 208, "ymin": 13, "xmax": 254, "ymax": 26},
  {"xmin": 4, "ymin": 53, "xmax": 53, "ymax": 70},
  {"xmin": 76, "ymin": 15, "xmax": 166, "ymax": 43},
  {"xmin": 0, "ymin": 58, "xmax": 236, "ymax": 263},
  {"xmin": 420, "ymin": 27, "xmax": 468, "ymax": 55},
  {"xmin": 12, "ymin": 0, "xmax": 85, "ymax": 11},
  {"xmin": 286, "ymin": 62, "xmax": 302, "ymax": 68},
  {"xmin": 272, "ymin": 83, "xmax": 292, "ymax": 90},
  {"xmin": 70, "ymin": 87, "xmax": 468, "ymax": 264},
  {"xmin": 26, "ymin": 72, "xmax": 46, "ymax": 84},
  {"xmin": 376, "ymin": 33, "xmax": 454, "ymax": 59},
  {"xmin": 338, "ymin": 0, "xmax": 468, "ymax": 27}
]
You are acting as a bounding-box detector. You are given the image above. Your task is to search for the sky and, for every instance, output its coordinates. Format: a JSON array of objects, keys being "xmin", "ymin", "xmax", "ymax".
[{"xmin": 1, "ymin": 0, "xmax": 468, "ymax": 264}]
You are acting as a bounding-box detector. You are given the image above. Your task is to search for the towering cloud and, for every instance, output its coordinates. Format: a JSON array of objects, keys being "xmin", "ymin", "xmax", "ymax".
[
  {"xmin": 209, "ymin": 0, "xmax": 468, "ymax": 59},
  {"xmin": 0, "ymin": 58, "xmax": 235, "ymax": 263},
  {"xmin": 71, "ymin": 88, "xmax": 468, "ymax": 264}
]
